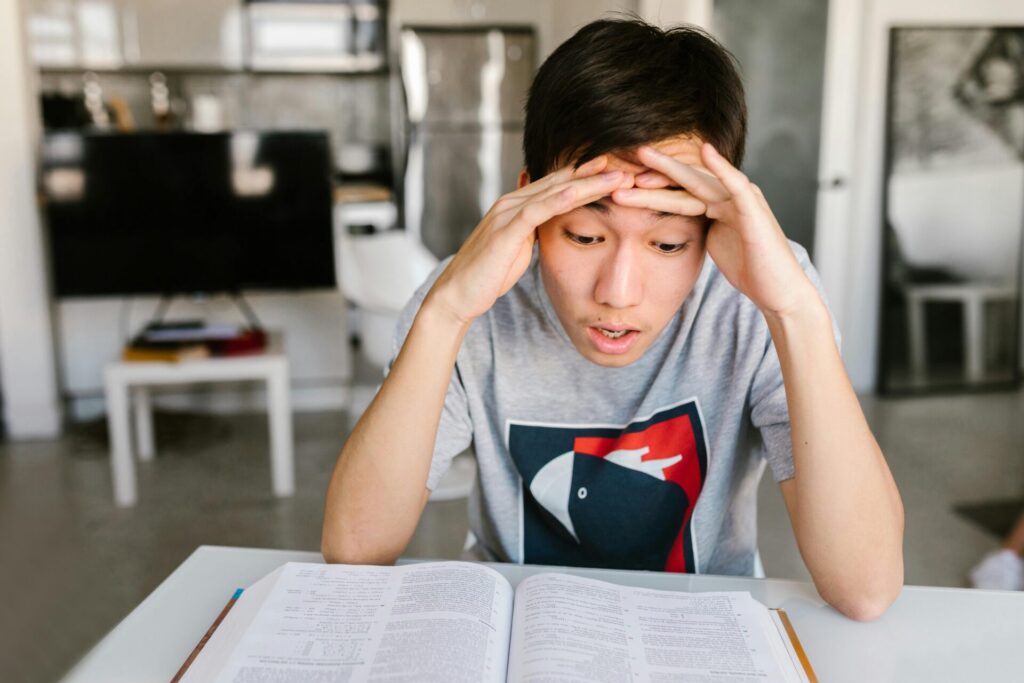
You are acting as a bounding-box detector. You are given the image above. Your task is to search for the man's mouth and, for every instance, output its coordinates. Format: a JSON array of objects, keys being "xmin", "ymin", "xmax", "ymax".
[
  {"xmin": 586, "ymin": 325, "xmax": 641, "ymax": 354},
  {"xmin": 598, "ymin": 328, "xmax": 630, "ymax": 339}
]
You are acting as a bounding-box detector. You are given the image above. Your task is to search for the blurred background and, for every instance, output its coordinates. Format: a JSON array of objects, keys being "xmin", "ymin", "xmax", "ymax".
[{"xmin": 0, "ymin": 1, "xmax": 1022, "ymax": 681}]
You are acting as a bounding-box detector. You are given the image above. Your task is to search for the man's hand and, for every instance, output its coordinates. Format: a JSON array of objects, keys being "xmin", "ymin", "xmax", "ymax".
[
  {"xmin": 610, "ymin": 143, "xmax": 819, "ymax": 318},
  {"xmin": 426, "ymin": 155, "xmax": 632, "ymax": 325},
  {"xmin": 613, "ymin": 142, "xmax": 904, "ymax": 620}
]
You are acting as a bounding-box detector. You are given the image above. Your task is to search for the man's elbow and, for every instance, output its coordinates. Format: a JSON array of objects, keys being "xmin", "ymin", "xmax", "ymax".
[
  {"xmin": 824, "ymin": 575, "xmax": 903, "ymax": 622},
  {"xmin": 321, "ymin": 527, "xmax": 401, "ymax": 566},
  {"xmin": 320, "ymin": 535, "xmax": 353, "ymax": 565}
]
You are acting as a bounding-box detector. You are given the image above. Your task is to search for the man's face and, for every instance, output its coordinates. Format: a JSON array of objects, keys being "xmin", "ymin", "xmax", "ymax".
[{"xmin": 531, "ymin": 136, "xmax": 709, "ymax": 367}]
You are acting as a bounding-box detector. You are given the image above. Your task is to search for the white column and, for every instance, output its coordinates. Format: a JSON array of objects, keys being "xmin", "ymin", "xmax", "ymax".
[
  {"xmin": 0, "ymin": 0, "xmax": 62, "ymax": 438},
  {"xmin": 813, "ymin": 0, "xmax": 866, "ymax": 385}
]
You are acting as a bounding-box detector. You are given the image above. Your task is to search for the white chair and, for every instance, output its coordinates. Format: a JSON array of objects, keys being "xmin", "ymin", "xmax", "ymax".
[
  {"xmin": 333, "ymin": 204, "xmax": 475, "ymax": 501},
  {"xmin": 333, "ymin": 202, "xmax": 437, "ymax": 367}
]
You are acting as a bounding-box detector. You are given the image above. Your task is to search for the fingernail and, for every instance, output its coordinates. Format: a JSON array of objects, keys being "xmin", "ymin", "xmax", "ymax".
[
  {"xmin": 616, "ymin": 188, "xmax": 634, "ymax": 197},
  {"xmin": 601, "ymin": 170, "xmax": 622, "ymax": 180}
]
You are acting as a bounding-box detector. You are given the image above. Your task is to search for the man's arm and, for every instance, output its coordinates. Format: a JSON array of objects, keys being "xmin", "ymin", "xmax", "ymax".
[
  {"xmin": 611, "ymin": 142, "xmax": 905, "ymax": 620},
  {"xmin": 321, "ymin": 302, "xmax": 468, "ymax": 565},
  {"xmin": 769, "ymin": 300, "xmax": 904, "ymax": 622},
  {"xmin": 322, "ymin": 158, "xmax": 631, "ymax": 564}
]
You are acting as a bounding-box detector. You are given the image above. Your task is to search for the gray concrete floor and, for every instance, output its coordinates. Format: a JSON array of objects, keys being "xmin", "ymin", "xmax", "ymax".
[{"xmin": 0, "ymin": 385, "xmax": 1020, "ymax": 683}]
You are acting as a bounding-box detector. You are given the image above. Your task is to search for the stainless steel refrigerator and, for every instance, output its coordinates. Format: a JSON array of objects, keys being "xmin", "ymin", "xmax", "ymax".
[{"xmin": 398, "ymin": 26, "xmax": 535, "ymax": 259}]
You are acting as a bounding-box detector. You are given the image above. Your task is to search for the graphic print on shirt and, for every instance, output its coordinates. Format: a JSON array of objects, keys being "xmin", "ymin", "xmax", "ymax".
[{"xmin": 508, "ymin": 399, "xmax": 708, "ymax": 573}]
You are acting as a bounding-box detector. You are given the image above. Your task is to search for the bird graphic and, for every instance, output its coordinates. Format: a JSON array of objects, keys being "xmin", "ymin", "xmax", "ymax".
[
  {"xmin": 529, "ymin": 447, "xmax": 683, "ymax": 543},
  {"xmin": 509, "ymin": 399, "xmax": 708, "ymax": 572}
]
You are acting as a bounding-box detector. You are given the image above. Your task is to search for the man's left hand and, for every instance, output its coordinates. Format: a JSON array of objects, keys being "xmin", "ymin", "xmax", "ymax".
[{"xmin": 610, "ymin": 142, "xmax": 820, "ymax": 318}]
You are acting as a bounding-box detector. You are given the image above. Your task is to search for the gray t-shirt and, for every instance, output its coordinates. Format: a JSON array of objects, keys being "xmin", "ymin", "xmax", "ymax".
[{"xmin": 390, "ymin": 242, "xmax": 837, "ymax": 577}]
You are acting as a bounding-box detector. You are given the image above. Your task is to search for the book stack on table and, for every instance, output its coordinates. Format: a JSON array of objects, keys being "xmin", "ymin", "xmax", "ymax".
[{"xmin": 122, "ymin": 321, "xmax": 267, "ymax": 363}]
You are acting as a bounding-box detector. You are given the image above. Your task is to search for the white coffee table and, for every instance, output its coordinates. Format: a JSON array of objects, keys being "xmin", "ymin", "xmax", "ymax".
[{"xmin": 103, "ymin": 345, "xmax": 294, "ymax": 507}]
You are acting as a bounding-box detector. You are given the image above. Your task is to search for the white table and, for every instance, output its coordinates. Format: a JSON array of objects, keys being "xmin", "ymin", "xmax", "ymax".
[
  {"xmin": 103, "ymin": 347, "xmax": 294, "ymax": 507},
  {"xmin": 904, "ymin": 282, "xmax": 1018, "ymax": 384},
  {"xmin": 62, "ymin": 545, "xmax": 1024, "ymax": 682}
]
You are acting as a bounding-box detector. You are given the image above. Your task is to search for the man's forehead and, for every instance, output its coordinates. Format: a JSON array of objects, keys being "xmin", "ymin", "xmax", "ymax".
[
  {"xmin": 576, "ymin": 198, "xmax": 704, "ymax": 234},
  {"xmin": 602, "ymin": 134, "xmax": 705, "ymax": 171},
  {"xmin": 582, "ymin": 197, "xmax": 671, "ymax": 219}
]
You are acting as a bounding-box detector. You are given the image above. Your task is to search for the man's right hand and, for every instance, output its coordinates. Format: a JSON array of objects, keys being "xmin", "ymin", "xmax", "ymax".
[{"xmin": 424, "ymin": 155, "xmax": 631, "ymax": 326}]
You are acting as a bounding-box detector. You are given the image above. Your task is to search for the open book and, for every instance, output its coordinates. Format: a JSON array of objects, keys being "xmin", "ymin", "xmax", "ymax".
[{"xmin": 179, "ymin": 561, "xmax": 816, "ymax": 682}]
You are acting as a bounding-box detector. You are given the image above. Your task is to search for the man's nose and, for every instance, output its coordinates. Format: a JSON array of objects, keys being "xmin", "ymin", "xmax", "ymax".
[{"xmin": 594, "ymin": 244, "xmax": 644, "ymax": 309}]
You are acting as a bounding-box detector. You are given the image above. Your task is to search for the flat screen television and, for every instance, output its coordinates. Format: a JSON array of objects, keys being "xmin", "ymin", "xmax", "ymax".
[{"xmin": 41, "ymin": 131, "xmax": 336, "ymax": 296}]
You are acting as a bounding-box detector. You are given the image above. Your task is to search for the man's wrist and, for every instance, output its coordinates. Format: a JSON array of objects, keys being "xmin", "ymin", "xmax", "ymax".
[
  {"xmin": 760, "ymin": 280, "xmax": 826, "ymax": 324},
  {"xmin": 419, "ymin": 291, "xmax": 475, "ymax": 337},
  {"xmin": 761, "ymin": 286, "xmax": 832, "ymax": 343}
]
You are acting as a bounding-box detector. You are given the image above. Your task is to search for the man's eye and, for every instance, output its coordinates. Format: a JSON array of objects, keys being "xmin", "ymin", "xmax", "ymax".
[
  {"xmin": 564, "ymin": 230, "xmax": 603, "ymax": 246},
  {"xmin": 652, "ymin": 242, "xmax": 687, "ymax": 254}
]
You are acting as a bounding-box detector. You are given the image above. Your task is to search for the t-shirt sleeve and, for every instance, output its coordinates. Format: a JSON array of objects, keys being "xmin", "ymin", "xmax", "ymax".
[
  {"xmin": 384, "ymin": 256, "xmax": 473, "ymax": 491},
  {"xmin": 749, "ymin": 241, "xmax": 842, "ymax": 482}
]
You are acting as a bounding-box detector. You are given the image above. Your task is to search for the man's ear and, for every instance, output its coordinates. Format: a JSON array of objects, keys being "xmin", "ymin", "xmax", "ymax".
[{"xmin": 517, "ymin": 168, "xmax": 530, "ymax": 190}]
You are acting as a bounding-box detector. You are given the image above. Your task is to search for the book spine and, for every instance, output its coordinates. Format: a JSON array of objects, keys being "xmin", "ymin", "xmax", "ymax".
[
  {"xmin": 774, "ymin": 608, "xmax": 818, "ymax": 682},
  {"xmin": 171, "ymin": 588, "xmax": 244, "ymax": 683}
]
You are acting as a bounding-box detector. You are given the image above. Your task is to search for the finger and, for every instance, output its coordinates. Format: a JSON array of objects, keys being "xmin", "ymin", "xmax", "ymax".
[
  {"xmin": 490, "ymin": 156, "xmax": 610, "ymax": 216},
  {"xmin": 505, "ymin": 170, "xmax": 624, "ymax": 236},
  {"xmin": 493, "ymin": 163, "xmax": 624, "ymax": 216},
  {"xmin": 604, "ymin": 152, "xmax": 648, "ymax": 175},
  {"xmin": 513, "ymin": 154, "xmax": 610, "ymax": 199},
  {"xmin": 609, "ymin": 187, "xmax": 707, "ymax": 217},
  {"xmin": 700, "ymin": 143, "xmax": 763, "ymax": 216},
  {"xmin": 636, "ymin": 146, "xmax": 731, "ymax": 203},
  {"xmin": 634, "ymin": 171, "xmax": 675, "ymax": 189},
  {"xmin": 534, "ymin": 167, "xmax": 631, "ymax": 204}
]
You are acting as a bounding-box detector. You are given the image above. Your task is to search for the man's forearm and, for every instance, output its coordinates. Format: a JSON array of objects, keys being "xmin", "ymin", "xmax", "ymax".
[
  {"xmin": 322, "ymin": 298, "xmax": 469, "ymax": 565},
  {"xmin": 765, "ymin": 294, "xmax": 905, "ymax": 621}
]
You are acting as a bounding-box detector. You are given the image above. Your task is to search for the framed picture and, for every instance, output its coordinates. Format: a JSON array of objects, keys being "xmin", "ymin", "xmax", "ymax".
[{"xmin": 878, "ymin": 27, "xmax": 1024, "ymax": 393}]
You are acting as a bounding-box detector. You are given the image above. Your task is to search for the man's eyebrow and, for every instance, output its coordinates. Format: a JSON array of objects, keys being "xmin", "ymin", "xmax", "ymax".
[{"xmin": 583, "ymin": 199, "xmax": 674, "ymax": 219}]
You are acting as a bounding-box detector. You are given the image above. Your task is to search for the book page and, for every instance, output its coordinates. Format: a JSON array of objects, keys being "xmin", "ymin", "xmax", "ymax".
[
  {"xmin": 507, "ymin": 573, "xmax": 804, "ymax": 683},
  {"xmin": 210, "ymin": 561, "xmax": 514, "ymax": 683}
]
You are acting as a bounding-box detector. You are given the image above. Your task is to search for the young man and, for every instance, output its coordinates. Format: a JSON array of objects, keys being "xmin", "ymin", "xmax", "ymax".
[{"xmin": 323, "ymin": 18, "xmax": 904, "ymax": 621}]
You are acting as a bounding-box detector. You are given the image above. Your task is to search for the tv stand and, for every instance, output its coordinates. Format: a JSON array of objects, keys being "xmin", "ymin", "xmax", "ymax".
[{"xmin": 146, "ymin": 292, "xmax": 265, "ymax": 333}]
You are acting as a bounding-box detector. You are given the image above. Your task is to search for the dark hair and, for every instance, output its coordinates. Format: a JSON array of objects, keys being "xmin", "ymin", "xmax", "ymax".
[{"xmin": 523, "ymin": 17, "xmax": 747, "ymax": 180}]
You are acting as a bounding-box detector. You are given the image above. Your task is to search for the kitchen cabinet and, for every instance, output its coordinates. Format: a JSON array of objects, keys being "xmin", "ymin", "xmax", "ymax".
[
  {"xmin": 26, "ymin": 0, "xmax": 123, "ymax": 68},
  {"xmin": 120, "ymin": 0, "xmax": 243, "ymax": 69},
  {"xmin": 25, "ymin": 0, "xmax": 244, "ymax": 70}
]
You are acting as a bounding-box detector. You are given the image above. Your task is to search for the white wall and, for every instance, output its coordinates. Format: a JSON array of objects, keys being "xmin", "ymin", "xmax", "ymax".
[
  {"xmin": 0, "ymin": 0, "xmax": 62, "ymax": 439},
  {"xmin": 889, "ymin": 164, "xmax": 1024, "ymax": 282},
  {"xmin": 816, "ymin": 0, "xmax": 1024, "ymax": 392}
]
